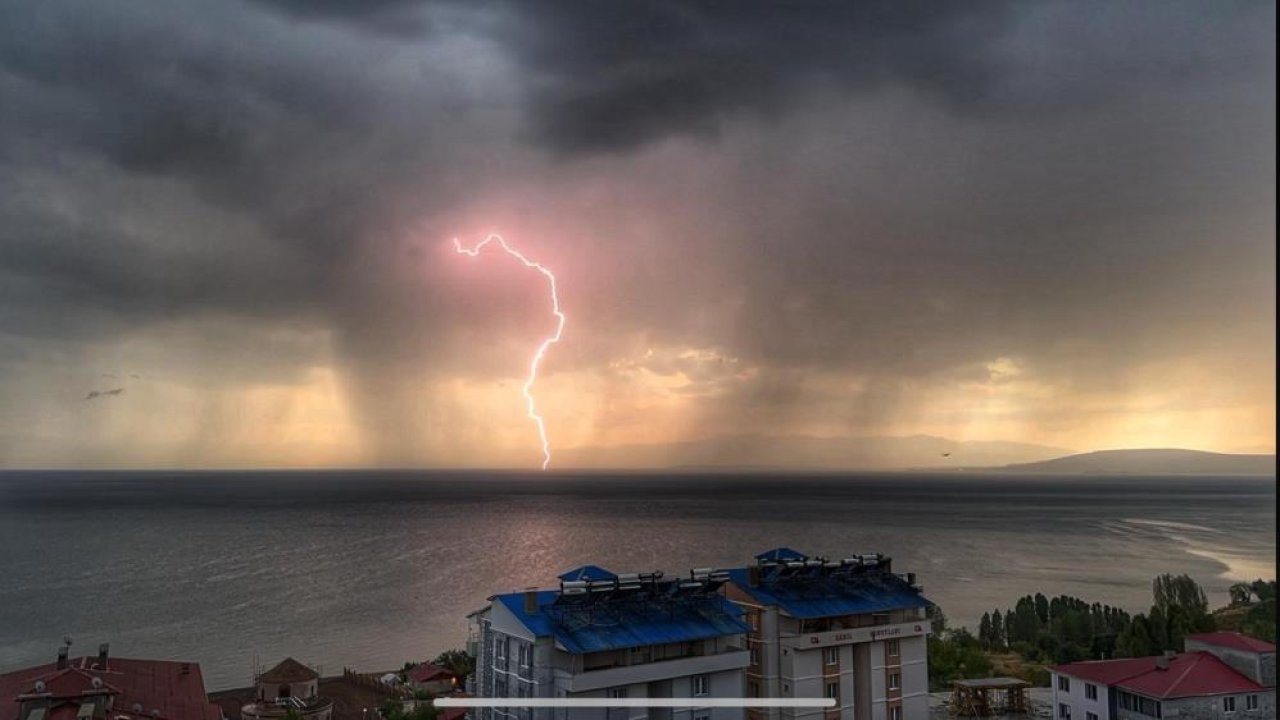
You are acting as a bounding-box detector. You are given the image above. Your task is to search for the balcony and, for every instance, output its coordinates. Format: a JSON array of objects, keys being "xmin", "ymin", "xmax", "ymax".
[{"xmin": 566, "ymin": 650, "xmax": 751, "ymax": 693}]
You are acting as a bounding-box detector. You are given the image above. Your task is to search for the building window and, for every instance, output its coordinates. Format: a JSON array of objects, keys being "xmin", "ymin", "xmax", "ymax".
[
  {"xmin": 824, "ymin": 647, "xmax": 839, "ymax": 666},
  {"xmin": 692, "ymin": 675, "xmax": 710, "ymax": 697},
  {"xmin": 1057, "ymin": 676, "xmax": 1070, "ymax": 692},
  {"xmin": 1058, "ymin": 703, "xmax": 1071, "ymax": 719},
  {"xmin": 1224, "ymin": 696, "xmax": 1236, "ymax": 712},
  {"xmin": 609, "ymin": 688, "xmax": 628, "ymax": 700},
  {"xmin": 694, "ymin": 714, "xmax": 711, "ymax": 720},
  {"xmin": 886, "ymin": 639, "xmax": 900, "ymax": 657},
  {"xmin": 748, "ymin": 612, "xmax": 760, "ymax": 632},
  {"xmin": 889, "ymin": 707, "xmax": 902, "ymax": 720},
  {"xmin": 825, "ymin": 682, "xmax": 839, "ymax": 699},
  {"xmin": 1085, "ymin": 683, "xmax": 1097, "ymax": 701},
  {"xmin": 1086, "ymin": 713, "xmax": 1098, "ymax": 720},
  {"xmin": 1246, "ymin": 695, "xmax": 1258, "ymax": 710},
  {"xmin": 888, "ymin": 673, "xmax": 901, "ymax": 690},
  {"xmin": 750, "ymin": 645, "xmax": 760, "ymax": 666},
  {"xmin": 748, "ymin": 681, "xmax": 760, "ymax": 698}
]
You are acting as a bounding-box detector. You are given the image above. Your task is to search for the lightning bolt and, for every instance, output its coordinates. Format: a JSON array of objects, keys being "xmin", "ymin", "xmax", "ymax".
[{"xmin": 453, "ymin": 233, "xmax": 565, "ymax": 470}]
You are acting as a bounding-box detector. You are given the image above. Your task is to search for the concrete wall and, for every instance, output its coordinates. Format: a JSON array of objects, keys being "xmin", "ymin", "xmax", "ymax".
[
  {"xmin": 1261, "ymin": 653, "xmax": 1276, "ymax": 688},
  {"xmin": 257, "ymin": 678, "xmax": 318, "ymax": 700},
  {"xmin": 543, "ymin": 667, "xmax": 743, "ymax": 720},
  {"xmin": 1184, "ymin": 641, "xmax": 1265, "ymax": 686},
  {"xmin": 1115, "ymin": 691, "xmax": 1275, "ymax": 720},
  {"xmin": 1050, "ymin": 671, "xmax": 1111, "ymax": 720}
]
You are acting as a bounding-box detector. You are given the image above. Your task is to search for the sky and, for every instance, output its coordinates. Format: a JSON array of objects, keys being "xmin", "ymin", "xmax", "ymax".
[{"xmin": 0, "ymin": 1, "xmax": 1274, "ymax": 469}]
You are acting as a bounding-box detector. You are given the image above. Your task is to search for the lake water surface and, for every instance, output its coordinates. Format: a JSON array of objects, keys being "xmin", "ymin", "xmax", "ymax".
[{"xmin": 0, "ymin": 471, "xmax": 1273, "ymax": 689}]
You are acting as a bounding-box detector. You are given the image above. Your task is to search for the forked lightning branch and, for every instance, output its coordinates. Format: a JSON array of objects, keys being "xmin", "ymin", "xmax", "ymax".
[{"xmin": 454, "ymin": 233, "xmax": 566, "ymax": 471}]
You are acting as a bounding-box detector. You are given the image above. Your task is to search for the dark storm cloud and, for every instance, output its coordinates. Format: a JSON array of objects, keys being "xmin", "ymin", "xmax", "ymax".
[
  {"xmin": 501, "ymin": 1, "xmax": 1016, "ymax": 154},
  {"xmin": 0, "ymin": 0, "xmax": 1273, "ymax": 463},
  {"xmin": 0, "ymin": 0, "xmax": 480, "ymax": 346}
]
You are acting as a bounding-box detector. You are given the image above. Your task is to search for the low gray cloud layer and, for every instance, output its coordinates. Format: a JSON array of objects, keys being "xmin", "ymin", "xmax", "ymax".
[{"xmin": 0, "ymin": 0, "xmax": 1273, "ymax": 466}]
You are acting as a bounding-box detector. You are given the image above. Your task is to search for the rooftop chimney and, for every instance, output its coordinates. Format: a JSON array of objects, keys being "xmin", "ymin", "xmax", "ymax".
[
  {"xmin": 57, "ymin": 646, "xmax": 69, "ymax": 670},
  {"xmin": 98, "ymin": 643, "xmax": 109, "ymax": 670},
  {"xmin": 524, "ymin": 588, "xmax": 539, "ymax": 615},
  {"xmin": 1156, "ymin": 651, "xmax": 1175, "ymax": 670}
]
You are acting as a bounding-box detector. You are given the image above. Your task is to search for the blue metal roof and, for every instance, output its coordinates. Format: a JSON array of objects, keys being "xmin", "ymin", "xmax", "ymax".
[
  {"xmin": 754, "ymin": 547, "xmax": 808, "ymax": 562},
  {"xmin": 727, "ymin": 568, "xmax": 930, "ymax": 619},
  {"xmin": 494, "ymin": 588, "xmax": 749, "ymax": 654},
  {"xmin": 557, "ymin": 565, "xmax": 618, "ymax": 582}
]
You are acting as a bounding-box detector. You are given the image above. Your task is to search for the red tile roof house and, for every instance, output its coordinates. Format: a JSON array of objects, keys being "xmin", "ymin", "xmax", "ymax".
[
  {"xmin": 1050, "ymin": 632, "xmax": 1275, "ymax": 720},
  {"xmin": 402, "ymin": 663, "xmax": 459, "ymax": 697},
  {"xmin": 0, "ymin": 644, "xmax": 221, "ymax": 720}
]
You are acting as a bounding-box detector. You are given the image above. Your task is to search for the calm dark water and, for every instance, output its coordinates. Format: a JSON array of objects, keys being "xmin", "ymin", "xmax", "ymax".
[{"xmin": 0, "ymin": 471, "xmax": 1274, "ymax": 689}]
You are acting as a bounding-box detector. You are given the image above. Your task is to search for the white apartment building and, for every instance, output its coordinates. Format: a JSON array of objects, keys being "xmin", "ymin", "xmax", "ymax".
[
  {"xmin": 468, "ymin": 564, "xmax": 751, "ymax": 720},
  {"xmin": 724, "ymin": 548, "xmax": 931, "ymax": 720}
]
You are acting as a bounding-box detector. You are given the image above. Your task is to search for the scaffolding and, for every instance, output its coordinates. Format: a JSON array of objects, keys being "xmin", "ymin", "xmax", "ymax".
[{"xmin": 949, "ymin": 677, "xmax": 1032, "ymax": 717}]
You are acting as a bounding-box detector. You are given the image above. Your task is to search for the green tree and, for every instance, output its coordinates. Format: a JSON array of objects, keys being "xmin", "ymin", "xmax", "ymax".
[
  {"xmin": 1034, "ymin": 593, "xmax": 1049, "ymax": 626},
  {"xmin": 433, "ymin": 649, "xmax": 475, "ymax": 681},
  {"xmin": 991, "ymin": 609, "xmax": 1006, "ymax": 650},
  {"xmin": 1117, "ymin": 614, "xmax": 1157, "ymax": 658},
  {"xmin": 1011, "ymin": 598, "xmax": 1040, "ymax": 644},
  {"xmin": 1152, "ymin": 574, "xmax": 1209, "ymax": 619},
  {"xmin": 928, "ymin": 623, "xmax": 994, "ymax": 690},
  {"xmin": 927, "ymin": 604, "xmax": 948, "ymax": 636},
  {"xmin": 978, "ymin": 612, "xmax": 994, "ymax": 649}
]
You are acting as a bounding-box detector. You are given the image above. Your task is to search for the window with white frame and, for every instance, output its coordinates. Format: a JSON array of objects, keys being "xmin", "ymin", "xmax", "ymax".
[
  {"xmin": 609, "ymin": 687, "xmax": 628, "ymax": 700},
  {"xmin": 1086, "ymin": 713, "xmax": 1097, "ymax": 720},
  {"xmin": 1058, "ymin": 676, "xmax": 1070, "ymax": 692},
  {"xmin": 825, "ymin": 682, "xmax": 839, "ymax": 699},
  {"xmin": 888, "ymin": 673, "xmax": 901, "ymax": 690},
  {"xmin": 886, "ymin": 639, "xmax": 900, "ymax": 657},
  {"xmin": 1058, "ymin": 703, "xmax": 1071, "ymax": 719},
  {"xmin": 692, "ymin": 675, "xmax": 710, "ymax": 697},
  {"xmin": 889, "ymin": 706, "xmax": 902, "ymax": 720},
  {"xmin": 1224, "ymin": 696, "xmax": 1236, "ymax": 712},
  {"xmin": 1085, "ymin": 683, "xmax": 1097, "ymax": 700},
  {"xmin": 750, "ymin": 644, "xmax": 760, "ymax": 665},
  {"xmin": 1246, "ymin": 695, "xmax": 1258, "ymax": 710},
  {"xmin": 824, "ymin": 647, "xmax": 839, "ymax": 665}
]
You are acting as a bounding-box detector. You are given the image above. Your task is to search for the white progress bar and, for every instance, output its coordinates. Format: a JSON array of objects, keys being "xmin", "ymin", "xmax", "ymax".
[{"xmin": 436, "ymin": 699, "xmax": 836, "ymax": 708}]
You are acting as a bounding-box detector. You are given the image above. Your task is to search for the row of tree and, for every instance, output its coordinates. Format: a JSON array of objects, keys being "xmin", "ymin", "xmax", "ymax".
[{"xmin": 972, "ymin": 573, "xmax": 1217, "ymax": 665}]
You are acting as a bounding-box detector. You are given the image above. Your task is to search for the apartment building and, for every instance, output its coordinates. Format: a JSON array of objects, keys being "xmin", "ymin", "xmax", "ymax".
[
  {"xmin": 468, "ymin": 564, "xmax": 751, "ymax": 720},
  {"xmin": 724, "ymin": 548, "xmax": 932, "ymax": 720}
]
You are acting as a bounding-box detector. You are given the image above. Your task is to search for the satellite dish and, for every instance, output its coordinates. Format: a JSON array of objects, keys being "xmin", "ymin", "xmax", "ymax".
[
  {"xmin": 63, "ymin": 636, "xmax": 73, "ymax": 647},
  {"xmin": 92, "ymin": 677, "xmax": 103, "ymax": 689},
  {"xmin": 133, "ymin": 703, "xmax": 143, "ymax": 713},
  {"xmin": 34, "ymin": 681, "xmax": 46, "ymax": 693}
]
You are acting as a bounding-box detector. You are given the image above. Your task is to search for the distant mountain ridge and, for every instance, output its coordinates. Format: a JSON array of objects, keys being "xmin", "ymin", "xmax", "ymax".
[
  {"xmin": 997, "ymin": 448, "xmax": 1276, "ymax": 475},
  {"xmin": 558, "ymin": 434, "xmax": 1072, "ymax": 470}
]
